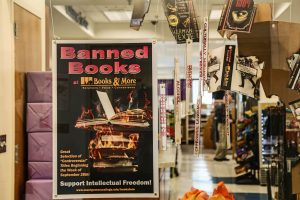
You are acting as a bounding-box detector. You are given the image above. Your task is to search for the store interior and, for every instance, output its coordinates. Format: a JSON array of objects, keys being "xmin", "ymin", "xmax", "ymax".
[{"xmin": 1, "ymin": 0, "xmax": 300, "ymax": 200}]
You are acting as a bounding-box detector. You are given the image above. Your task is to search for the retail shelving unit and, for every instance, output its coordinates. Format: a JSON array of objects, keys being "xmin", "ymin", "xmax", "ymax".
[{"xmin": 258, "ymin": 98, "xmax": 279, "ymax": 185}]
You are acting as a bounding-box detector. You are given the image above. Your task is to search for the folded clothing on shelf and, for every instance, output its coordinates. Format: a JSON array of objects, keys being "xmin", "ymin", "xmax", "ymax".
[
  {"xmin": 28, "ymin": 162, "xmax": 52, "ymax": 179},
  {"xmin": 28, "ymin": 132, "xmax": 52, "ymax": 162},
  {"xmin": 27, "ymin": 72, "xmax": 52, "ymax": 103},
  {"xmin": 26, "ymin": 103, "xmax": 52, "ymax": 132}
]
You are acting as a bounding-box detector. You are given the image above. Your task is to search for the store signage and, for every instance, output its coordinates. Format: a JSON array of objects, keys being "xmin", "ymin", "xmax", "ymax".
[
  {"xmin": 159, "ymin": 84, "xmax": 167, "ymax": 151},
  {"xmin": 203, "ymin": 18, "xmax": 209, "ymax": 82},
  {"xmin": 194, "ymin": 97, "xmax": 201, "ymax": 155},
  {"xmin": 53, "ymin": 41, "xmax": 158, "ymax": 199},
  {"xmin": 65, "ymin": 6, "xmax": 89, "ymax": 29},
  {"xmin": 199, "ymin": 29, "xmax": 204, "ymax": 94},
  {"xmin": 221, "ymin": 45, "xmax": 236, "ymax": 90},
  {"xmin": 185, "ymin": 39, "xmax": 193, "ymax": 116},
  {"xmin": 225, "ymin": 91, "xmax": 231, "ymax": 149},
  {"xmin": 162, "ymin": 0, "xmax": 199, "ymax": 44},
  {"xmin": 130, "ymin": 0, "xmax": 151, "ymax": 30},
  {"xmin": 174, "ymin": 58, "xmax": 181, "ymax": 144},
  {"xmin": 218, "ymin": 0, "xmax": 256, "ymax": 36}
]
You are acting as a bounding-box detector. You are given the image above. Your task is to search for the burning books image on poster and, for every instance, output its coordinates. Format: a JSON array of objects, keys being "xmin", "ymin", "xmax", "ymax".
[
  {"xmin": 207, "ymin": 45, "xmax": 237, "ymax": 93},
  {"xmin": 289, "ymin": 99, "xmax": 300, "ymax": 120},
  {"xmin": 287, "ymin": 53, "xmax": 300, "ymax": 92},
  {"xmin": 75, "ymin": 91, "xmax": 152, "ymax": 171},
  {"xmin": 232, "ymin": 56, "xmax": 264, "ymax": 99},
  {"xmin": 76, "ymin": 91, "xmax": 150, "ymax": 129},
  {"xmin": 218, "ymin": 0, "xmax": 256, "ymax": 36}
]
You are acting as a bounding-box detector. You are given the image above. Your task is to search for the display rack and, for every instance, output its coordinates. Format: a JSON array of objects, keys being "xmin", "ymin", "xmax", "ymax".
[{"xmin": 258, "ymin": 99, "xmax": 279, "ymax": 185}]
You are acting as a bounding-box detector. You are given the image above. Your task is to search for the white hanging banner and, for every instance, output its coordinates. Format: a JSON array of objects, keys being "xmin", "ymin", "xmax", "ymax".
[
  {"xmin": 174, "ymin": 57, "xmax": 182, "ymax": 145},
  {"xmin": 185, "ymin": 39, "xmax": 193, "ymax": 144},
  {"xmin": 185, "ymin": 39, "xmax": 193, "ymax": 116},
  {"xmin": 194, "ymin": 96, "xmax": 202, "ymax": 156},
  {"xmin": 203, "ymin": 17, "xmax": 209, "ymax": 83},
  {"xmin": 159, "ymin": 83, "xmax": 167, "ymax": 151},
  {"xmin": 225, "ymin": 90, "xmax": 231, "ymax": 149},
  {"xmin": 199, "ymin": 29, "xmax": 204, "ymax": 95}
]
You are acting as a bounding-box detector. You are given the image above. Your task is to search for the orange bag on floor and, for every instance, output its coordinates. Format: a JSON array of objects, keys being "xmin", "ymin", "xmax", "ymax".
[{"xmin": 209, "ymin": 182, "xmax": 234, "ymax": 200}]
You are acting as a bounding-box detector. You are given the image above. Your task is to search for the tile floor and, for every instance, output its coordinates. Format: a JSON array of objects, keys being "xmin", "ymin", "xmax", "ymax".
[{"xmin": 160, "ymin": 145, "xmax": 271, "ymax": 200}]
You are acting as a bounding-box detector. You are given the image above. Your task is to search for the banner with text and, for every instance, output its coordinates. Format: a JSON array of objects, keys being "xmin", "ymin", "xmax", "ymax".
[{"xmin": 53, "ymin": 41, "xmax": 158, "ymax": 199}]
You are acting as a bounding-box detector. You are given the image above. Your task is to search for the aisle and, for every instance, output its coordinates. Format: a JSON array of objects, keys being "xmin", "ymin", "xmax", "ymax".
[{"xmin": 161, "ymin": 145, "xmax": 268, "ymax": 200}]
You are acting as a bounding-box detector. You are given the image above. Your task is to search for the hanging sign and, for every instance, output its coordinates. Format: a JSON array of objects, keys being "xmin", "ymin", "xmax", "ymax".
[
  {"xmin": 174, "ymin": 57, "xmax": 182, "ymax": 144},
  {"xmin": 194, "ymin": 96, "xmax": 202, "ymax": 155},
  {"xmin": 225, "ymin": 90, "xmax": 231, "ymax": 149},
  {"xmin": 218, "ymin": 0, "xmax": 257, "ymax": 36},
  {"xmin": 162, "ymin": 0, "xmax": 199, "ymax": 44},
  {"xmin": 203, "ymin": 17, "xmax": 209, "ymax": 83},
  {"xmin": 199, "ymin": 29, "xmax": 204, "ymax": 94},
  {"xmin": 185, "ymin": 39, "xmax": 193, "ymax": 116},
  {"xmin": 53, "ymin": 40, "xmax": 158, "ymax": 199},
  {"xmin": 159, "ymin": 83, "xmax": 167, "ymax": 151}
]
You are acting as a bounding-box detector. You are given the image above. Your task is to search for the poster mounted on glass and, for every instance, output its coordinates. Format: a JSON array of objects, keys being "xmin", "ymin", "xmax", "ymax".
[{"xmin": 52, "ymin": 40, "xmax": 159, "ymax": 199}]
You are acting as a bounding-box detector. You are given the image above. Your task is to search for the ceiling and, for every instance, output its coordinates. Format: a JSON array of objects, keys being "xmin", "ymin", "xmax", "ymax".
[{"xmin": 48, "ymin": 0, "xmax": 300, "ymax": 78}]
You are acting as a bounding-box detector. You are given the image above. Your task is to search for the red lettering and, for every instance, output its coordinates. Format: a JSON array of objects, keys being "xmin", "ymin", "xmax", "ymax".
[
  {"xmin": 121, "ymin": 49, "xmax": 134, "ymax": 59},
  {"xmin": 92, "ymin": 50, "xmax": 105, "ymax": 59},
  {"xmin": 114, "ymin": 62, "xmax": 128, "ymax": 74},
  {"xmin": 84, "ymin": 65, "xmax": 98, "ymax": 74},
  {"xmin": 128, "ymin": 64, "xmax": 141, "ymax": 74},
  {"xmin": 77, "ymin": 50, "xmax": 90, "ymax": 59},
  {"xmin": 99, "ymin": 65, "xmax": 113, "ymax": 74},
  {"xmin": 61, "ymin": 47, "xmax": 75, "ymax": 59},
  {"xmin": 68, "ymin": 62, "xmax": 83, "ymax": 74},
  {"xmin": 107, "ymin": 49, "xmax": 120, "ymax": 59},
  {"xmin": 136, "ymin": 46, "xmax": 149, "ymax": 59}
]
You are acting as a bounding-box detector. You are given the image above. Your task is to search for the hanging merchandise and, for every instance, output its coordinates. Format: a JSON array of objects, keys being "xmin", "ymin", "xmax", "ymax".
[
  {"xmin": 287, "ymin": 51, "xmax": 300, "ymax": 92},
  {"xmin": 161, "ymin": 0, "xmax": 199, "ymax": 43},
  {"xmin": 235, "ymin": 56, "xmax": 264, "ymax": 98},
  {"xmin": 207, "ymin": 44, "xmax": 264, "ymax": 99},
  {"xmin": 207, "ymin": 45, "xmax": 237, "ymax": 92},
  {"xmin": 53, "ymin": 41, "xmax": 158, "ymax": 198},
  {"xmin": 218, "ymin": 0, "xmax": 257, "ymax": 37},
  {"xmin": 174, "ymin": 57, "xmax": 182, "ymax": 144},
  {"xmin": 194, "ymin": 96, "xmax": 202, "ymax": 155},
  {"xmin": 130, "ymin": 0, "xmax": 151, "ymax": 30},
  {"xmin": 159, "ymin": 83, "xmax": 167, "ymax": 151},
  {"xmin": 203, "ymin": 17, "xmax": 209, "ymax": 83}
]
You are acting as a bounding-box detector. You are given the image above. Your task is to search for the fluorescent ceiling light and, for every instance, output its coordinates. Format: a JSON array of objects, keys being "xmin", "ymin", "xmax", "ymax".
[
  {"xmin": 210, "ymin": 9, "xmax": 223, "ymax": 20},
  {"xmin": 104, "ymin": 11, "xmax": 132, "ymax": 21}
]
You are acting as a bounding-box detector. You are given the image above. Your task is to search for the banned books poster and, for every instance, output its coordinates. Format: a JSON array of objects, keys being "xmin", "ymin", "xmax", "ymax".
[{"xmin": 53, "ymin": 41, "xmax": 158, "ymax": 199}]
